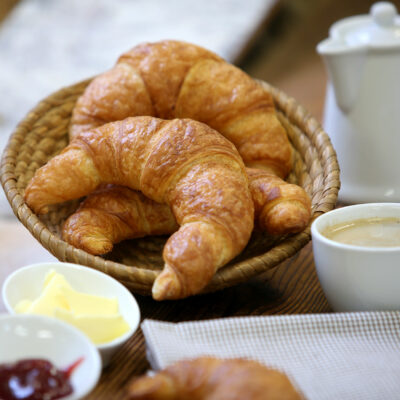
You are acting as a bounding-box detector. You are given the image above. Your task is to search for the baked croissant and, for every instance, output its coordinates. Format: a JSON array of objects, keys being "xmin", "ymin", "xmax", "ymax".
[
  {"xmin": 127, "ymin": 357, "xmax": 302, "ymax": 400},
  {"xmin": 247, "ymin": 168, "xmax": 311, "ymax": 235},
  {"xmin": 70, "ymin": 40, "xmax": 292, "ymax": 178},
  {"xmin": 62, "ymin": 170, "xmax": 311, "ymax": 255},
  {"xmin": 62, "ymin": 184, "xmax": 178, "ymax": 255},
  {"xmin": 24, "ymin": 117, "xmax": 254, "ymax": 300}
]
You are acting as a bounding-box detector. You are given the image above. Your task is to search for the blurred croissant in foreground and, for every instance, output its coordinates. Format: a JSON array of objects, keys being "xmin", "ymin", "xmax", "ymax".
[
  {"xmin": 127, "ymin": 357, "xmax": 303, "ymax": 400},
  {"xmin": 62, "ymin": 170, "xmax": 311, "ymax": 256}
]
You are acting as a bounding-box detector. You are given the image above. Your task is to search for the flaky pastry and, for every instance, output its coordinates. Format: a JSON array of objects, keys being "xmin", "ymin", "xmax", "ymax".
[
  {"xmin": 127, "ymin": 357, "xmax": 303, "ymax": 400},
  {"xmin": 62, "ymin": 169, "xmax": 311, "ymax": 255},
  {"xmin": 25, "ymin": 117, "xmax": 254, "ymax": 300},
  {"xmin": 70, "ymin": 40, "xmax": 292, "ymax": 178}
]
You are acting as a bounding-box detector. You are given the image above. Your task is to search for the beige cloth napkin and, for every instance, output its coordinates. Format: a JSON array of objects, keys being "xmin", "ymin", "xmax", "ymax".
[{"xmin": 142, "ymin": 312, "xmax": 400, "ymax": 400}]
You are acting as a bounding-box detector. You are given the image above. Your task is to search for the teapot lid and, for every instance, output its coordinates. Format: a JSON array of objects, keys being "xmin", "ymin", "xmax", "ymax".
[{"xmin": 330, "ymin": 2, "xmax": 400, "ymax": 48}]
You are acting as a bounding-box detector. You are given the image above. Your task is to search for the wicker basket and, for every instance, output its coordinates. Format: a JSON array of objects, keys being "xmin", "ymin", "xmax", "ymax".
[{"xmin": 0, "ymin": 79, "xmax": 340, "ymax": 296}]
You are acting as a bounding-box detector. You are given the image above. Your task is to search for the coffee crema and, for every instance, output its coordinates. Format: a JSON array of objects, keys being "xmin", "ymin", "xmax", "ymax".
[{"xmin": 322, "ymin": 217, "xmax": 400, "ymax": 247}]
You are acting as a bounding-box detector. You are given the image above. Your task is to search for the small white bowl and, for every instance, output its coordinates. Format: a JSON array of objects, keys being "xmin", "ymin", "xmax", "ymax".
[
  {"xmin": 2, "ymin": 262, "xmax": 141, "ymax": 366},
  {"xmin": 0, "ymin": 313, "xmax": 101, "ymax": 400},
  {"xmin": 311, "ymin": 203, "xmax": 400, "ymax": 312}
]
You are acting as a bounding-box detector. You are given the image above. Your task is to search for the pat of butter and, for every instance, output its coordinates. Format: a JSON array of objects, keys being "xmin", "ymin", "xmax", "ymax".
[{"xmin": 15, "ymin": 270, "xmax": 130, "ymax": 345}]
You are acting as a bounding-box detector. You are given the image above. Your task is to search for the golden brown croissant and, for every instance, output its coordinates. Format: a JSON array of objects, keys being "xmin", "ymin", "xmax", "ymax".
[
  {"xmin": 62, "ymin": 184, "xmax": 178, "ymax": 255},
  {"xmin": 24, "ymin": 116, "xmax": 254, "ymax": 300},
  {"xmin": 247, "ymin": 168, "xmax": 311, "ymax": 235},
  {"xmin": 62, "ymin": 170, "xmax": 311, "ymax": 255},
  {"xmin": 70, "ymin": 40, "xmax": 292, "ymax": 178},
  {"xmin": 127, "ymin": 357, "xmax": 302, "ymax": 400}
]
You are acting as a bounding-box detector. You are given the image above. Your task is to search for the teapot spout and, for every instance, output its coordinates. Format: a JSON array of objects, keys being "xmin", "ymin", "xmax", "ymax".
[{"xmin": 317, "ymin": 38, "xmax": 367, "ymax": 113}]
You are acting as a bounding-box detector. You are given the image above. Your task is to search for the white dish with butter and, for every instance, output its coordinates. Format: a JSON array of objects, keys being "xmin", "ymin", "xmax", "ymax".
[
  {"xmin": 311, "ymin": 203, "xmax": 400, "ymax": 312},
  {"xmin": 2, "ymin": 262, "xmax": 141, "ymax": 366}
]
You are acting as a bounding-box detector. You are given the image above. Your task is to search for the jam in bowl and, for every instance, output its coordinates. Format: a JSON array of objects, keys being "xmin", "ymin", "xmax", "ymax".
[{"xmin": 0, "ymin": 314, "xmax": 101, "ymax": 400}]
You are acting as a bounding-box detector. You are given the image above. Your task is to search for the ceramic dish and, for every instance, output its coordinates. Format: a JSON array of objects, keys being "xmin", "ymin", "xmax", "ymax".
[
  {"xmin": 2, "ymin": 262, "xmax": 141, "ymax": 366},
  {"xmin": 0, "ymin": 313, "xmax": 101, "ymax": 400},
  {"xmin": 311, "ymin": 203, "xmax": 400, "ymax": 311}
]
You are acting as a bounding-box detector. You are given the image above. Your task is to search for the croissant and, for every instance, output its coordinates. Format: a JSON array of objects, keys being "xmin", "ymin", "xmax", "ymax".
[
  {"xmin": 70, "ymin": 40, "xmax": 292, "ymax": 178},
  {"xmin": 127, "ymin": 357, "xmax": 302, "ymax": 400},
  {"xmin": 62, "ymin": 184, "xmax": 178, "ymax": 255},
  {"xmin": 24, "ymin": 117, "xmax": 254, "ymax": 300},
  {"xmin": 247, "ymin": 168, "xmax": 311, "ymax": 235},
  {"xmin": 62, "ymin": 170, "xmax": 311, "ymax": 255}
]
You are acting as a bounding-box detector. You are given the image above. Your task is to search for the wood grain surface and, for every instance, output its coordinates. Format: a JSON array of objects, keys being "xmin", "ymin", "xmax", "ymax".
[
  {"xmin": 92, "ymin": 243, "xmax": 329, "ymax": 400},
  {"xmin": 0, "ymin": 0, "xmax": 386, "ymax": 398}
]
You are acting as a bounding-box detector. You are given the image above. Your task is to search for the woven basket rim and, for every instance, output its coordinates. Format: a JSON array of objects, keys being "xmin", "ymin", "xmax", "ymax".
[{"xmin": 0, "ymin": 78, "xmax": 340, "ymax": 295}]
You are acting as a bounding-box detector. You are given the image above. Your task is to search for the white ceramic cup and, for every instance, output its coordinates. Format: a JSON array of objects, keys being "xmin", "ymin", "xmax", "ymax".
[{"xmin": 311, "ymin": 203, "xmax": 400, "ymax": 312}]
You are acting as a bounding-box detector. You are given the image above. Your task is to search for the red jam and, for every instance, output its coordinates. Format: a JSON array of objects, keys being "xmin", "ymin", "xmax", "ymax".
[{"xmin": 0, "ymin": 358, "xmax": 83, "ymax": 400}]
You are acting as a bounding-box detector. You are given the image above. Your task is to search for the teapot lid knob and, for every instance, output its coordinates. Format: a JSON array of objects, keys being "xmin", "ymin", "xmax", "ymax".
[{"xmin": 371, "ymin": 2, "xmax": 397, "ymax": 27}]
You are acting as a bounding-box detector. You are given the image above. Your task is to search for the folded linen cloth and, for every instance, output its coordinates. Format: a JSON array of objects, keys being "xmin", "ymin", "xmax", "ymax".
[{"xmin": 142, "ymin": 312, "xmax": 400, "ymax": 400}]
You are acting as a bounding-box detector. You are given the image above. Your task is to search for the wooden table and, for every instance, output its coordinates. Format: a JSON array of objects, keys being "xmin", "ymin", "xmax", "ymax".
[{"xmin": 0, "ymin": 0, "xmax": 379, "ymax": 398}]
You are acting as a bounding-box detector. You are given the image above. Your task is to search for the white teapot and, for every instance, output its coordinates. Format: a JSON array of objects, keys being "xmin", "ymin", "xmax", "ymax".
[{"xmin": 317, "ymin": 2, "xmax": 400, "ymax": 203}]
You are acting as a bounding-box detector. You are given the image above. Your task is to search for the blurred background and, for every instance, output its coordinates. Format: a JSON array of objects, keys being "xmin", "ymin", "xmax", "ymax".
[
  {"xmin": 0, "ymin": 0, "xmax": 388, "ymax": 144},
  {"xmin": 0, "ymin": 0, "xmax": 395, "ymax": 310},
  {"xmin": 0, "ymin": 0, "xmax": 390, "ymax": 216}
]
